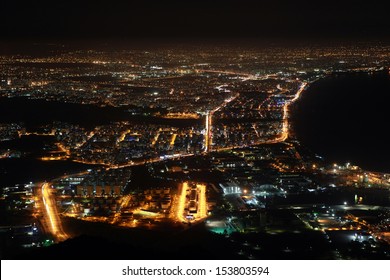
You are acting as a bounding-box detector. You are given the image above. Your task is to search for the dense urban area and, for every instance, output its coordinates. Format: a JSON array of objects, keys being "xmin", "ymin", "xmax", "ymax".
[{"xmin": 1, "ymin": 43, "xmax": 390, "ymax": 259}]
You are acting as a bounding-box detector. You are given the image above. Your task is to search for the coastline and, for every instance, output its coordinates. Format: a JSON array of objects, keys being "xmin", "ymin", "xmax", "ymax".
[{"xmin": 289, "ymin": 69, "xmax": 390, "ymax": 174}]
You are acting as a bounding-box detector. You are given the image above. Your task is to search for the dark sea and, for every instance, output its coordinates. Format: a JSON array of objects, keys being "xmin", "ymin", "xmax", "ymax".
[{"xmin": 291, "ymin": 71, "xmax": 390, "ymax": 173}]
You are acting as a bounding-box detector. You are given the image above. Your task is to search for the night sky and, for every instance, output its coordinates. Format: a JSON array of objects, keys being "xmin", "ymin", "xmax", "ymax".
[{"xmin": 1, "ymin": 0, "xmax": 389, "ymax": 41}]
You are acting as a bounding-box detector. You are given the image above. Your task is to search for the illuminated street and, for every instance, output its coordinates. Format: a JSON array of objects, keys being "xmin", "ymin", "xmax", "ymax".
[
  {"xmin": 41, "ymin": 182, "xmax": 69, "ymax": 242},
  {"xmin": 197, "ymin": 184, "xmax": 207, "ymax": 219},
  {"xmin": 176, "ymin": 182, "xmax": 188, "ymax": 222},
  {"xmin": 273, "ymin": 82, "xmax": 308, "ymax": 143}
]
